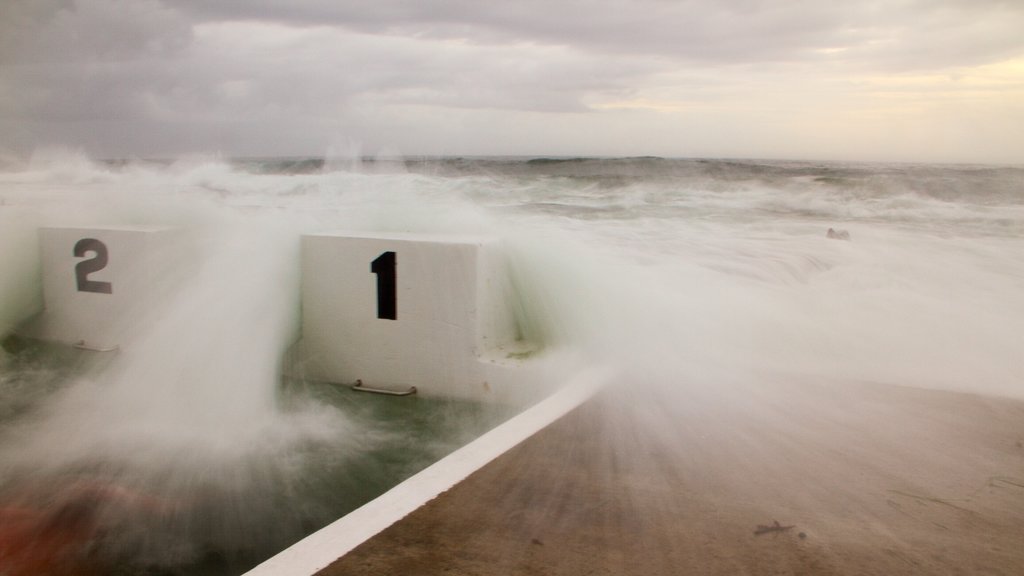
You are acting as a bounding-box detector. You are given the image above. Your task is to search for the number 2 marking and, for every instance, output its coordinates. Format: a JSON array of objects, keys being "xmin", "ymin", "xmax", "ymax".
[
  {"xmin": 74, "ymin": 238, "xmax": 113, "ymax": 294},
  {"xmin": 371, "ymin": 251, "xmax": 396, "ymax": 320}
]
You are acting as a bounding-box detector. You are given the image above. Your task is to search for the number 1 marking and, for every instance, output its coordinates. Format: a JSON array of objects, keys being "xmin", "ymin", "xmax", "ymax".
[
  {"xmin": 74, "ymin": 238, "xmax": 113, "ymax": 294},
  {"xmin": 371, "ymin": 251, "xmax": 397, "ymax": 320}
]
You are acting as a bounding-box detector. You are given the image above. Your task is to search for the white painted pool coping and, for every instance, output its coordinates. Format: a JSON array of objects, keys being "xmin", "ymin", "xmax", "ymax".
[{"xmin": 244, "ymin": 365, "xmax": 613, "ymax": 576}]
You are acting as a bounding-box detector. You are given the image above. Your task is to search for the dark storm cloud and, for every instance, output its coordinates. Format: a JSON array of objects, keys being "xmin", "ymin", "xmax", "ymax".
[
  {"xmin": 0, "ymin": 0, "xmax": 192, "ymax": 130},
  {"xmin": 1, "ymin": 0, "xmax": 1022, "ymax": 159},
  {"xmin": 171, "ymin": 0, "xmax": 1024, "ymax": 68},
  {"xmin": 171, "ymin": 0, "xmax": 865, "ymax": 64},
  {"xmin": 1, "ymin": 0, "xmax": 657, "ymax": 154},
  {"xmin": 0, "ymin": 0, "xmax": 191, "ymax": 64}
]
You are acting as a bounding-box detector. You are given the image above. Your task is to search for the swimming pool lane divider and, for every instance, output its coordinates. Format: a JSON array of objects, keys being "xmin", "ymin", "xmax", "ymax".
[{"xmin": 243, "ymin": 364, "xmax": 613, "ymax": 576}]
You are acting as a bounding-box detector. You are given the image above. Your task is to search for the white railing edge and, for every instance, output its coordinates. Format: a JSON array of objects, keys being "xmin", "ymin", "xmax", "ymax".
[{"xmin": 244, "ymin": 364, "xmax": 613, "ymax": 576}]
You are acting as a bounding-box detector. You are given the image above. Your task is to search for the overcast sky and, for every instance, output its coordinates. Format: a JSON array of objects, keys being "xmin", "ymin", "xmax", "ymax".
[{"xmin": 1, "ymin": 0, "xmax": 1022, "ymax": 163}]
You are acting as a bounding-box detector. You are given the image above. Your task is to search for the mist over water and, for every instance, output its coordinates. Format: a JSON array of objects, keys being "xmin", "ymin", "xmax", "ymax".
[
  {"xmin": 0, "ymin": 152, "xmax": 1022, "ymax": 573},
  {"xmin": 0, "ymin": 151, "xmax": 515, "ymax": 574},
  {"xmin": 466, "ymin": 158, "xmax": 1024, "ymax": 398}
]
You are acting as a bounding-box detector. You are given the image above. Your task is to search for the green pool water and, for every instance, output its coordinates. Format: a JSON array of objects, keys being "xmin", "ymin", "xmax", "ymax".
[{"xmin": 0, "ymin": 335, "xmax": 519, "ymax": 575}]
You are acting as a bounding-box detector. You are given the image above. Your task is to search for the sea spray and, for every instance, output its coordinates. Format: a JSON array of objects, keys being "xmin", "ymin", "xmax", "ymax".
[
  {"xmin": 0, "ymin": 154, "xmax": 1022, "ymax": 574},
  {"xmin": 0, "ymin": 154, "xmax": 539, "ymax": 574},
  {"xmin": 467, "ymin": 159, "xmax": 1024, "ymax": 401},
  {"xmin": 0, "ymin": 208, "xmax": 356, "ymax": 571}
]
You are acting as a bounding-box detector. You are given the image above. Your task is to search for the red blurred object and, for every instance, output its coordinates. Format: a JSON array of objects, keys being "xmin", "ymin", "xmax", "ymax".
[
  {"xmin": 0, "ymin": 501, "xmax": 100, "ymax": 576},
  {"xmin": 0, "ymin": 480, "xmax": 172, "ymax": 575}
]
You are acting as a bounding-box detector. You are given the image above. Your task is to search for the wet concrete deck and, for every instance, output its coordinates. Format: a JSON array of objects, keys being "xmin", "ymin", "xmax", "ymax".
[{"xmin": 317, "ymin": 379, "xmax": 1024, "ymax": 575}]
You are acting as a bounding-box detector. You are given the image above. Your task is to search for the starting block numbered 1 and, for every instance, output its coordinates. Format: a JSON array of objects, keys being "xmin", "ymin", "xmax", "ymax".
[
  {"xmin": 299, "ymin": 232, "xmax": 521, "ymax": 400},
  {"xmin": 21, "ymin": 226, "xmax": 181, "ymax": 351}
]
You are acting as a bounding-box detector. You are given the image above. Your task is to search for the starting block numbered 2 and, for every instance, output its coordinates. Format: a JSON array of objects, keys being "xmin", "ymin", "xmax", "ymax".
[
  {"xmin": 299, "ymin": 232, "xmax": 520, "ymax": 399},
  {"xmin": 21, "ymin": 226, "xmax": 181, "ymax": 351}
]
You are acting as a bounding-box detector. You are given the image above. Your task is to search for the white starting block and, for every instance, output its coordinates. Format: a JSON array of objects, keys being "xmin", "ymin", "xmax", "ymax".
[
  {"xmin": 20, "ymin": 226, "xmax": 181, "ymax": 351},
  {"xmin": 298, "ymin": 232, "xmax": 524, "ymax": 400}
]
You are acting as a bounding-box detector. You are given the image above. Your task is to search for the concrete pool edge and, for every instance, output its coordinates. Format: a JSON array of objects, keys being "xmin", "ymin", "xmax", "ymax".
[{"xmin": 243, "ymin": 365, "xmax": 613, "ymax": 576}]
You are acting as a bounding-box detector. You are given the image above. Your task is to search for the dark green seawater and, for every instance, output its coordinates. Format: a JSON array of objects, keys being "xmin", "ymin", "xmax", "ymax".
[{"xmin": 0, "ymin": 336, "xmax": 515, "ymax": 576}]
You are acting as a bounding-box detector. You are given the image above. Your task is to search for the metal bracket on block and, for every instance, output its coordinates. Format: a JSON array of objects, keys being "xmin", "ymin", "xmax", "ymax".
[
  {"xmin": 351, "ymin": 379, "xmax": 417, "ymax": 396},
  {"xmin": 72, "ymin": 340, "xmax": 120, "ymax": 353}
]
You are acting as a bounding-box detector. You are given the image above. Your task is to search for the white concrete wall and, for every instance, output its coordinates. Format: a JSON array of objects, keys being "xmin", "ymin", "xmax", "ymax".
[
  {"xmin": 0, "ymin": 207, "xmax": 43, "ymax": 336},
  {"xmin": 299, "ymin": 232, "xmax": 522, "ymax": 400},
  {"xmin": 21, "ymin": 226, "xmax": 180, "ymax": 350}
]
